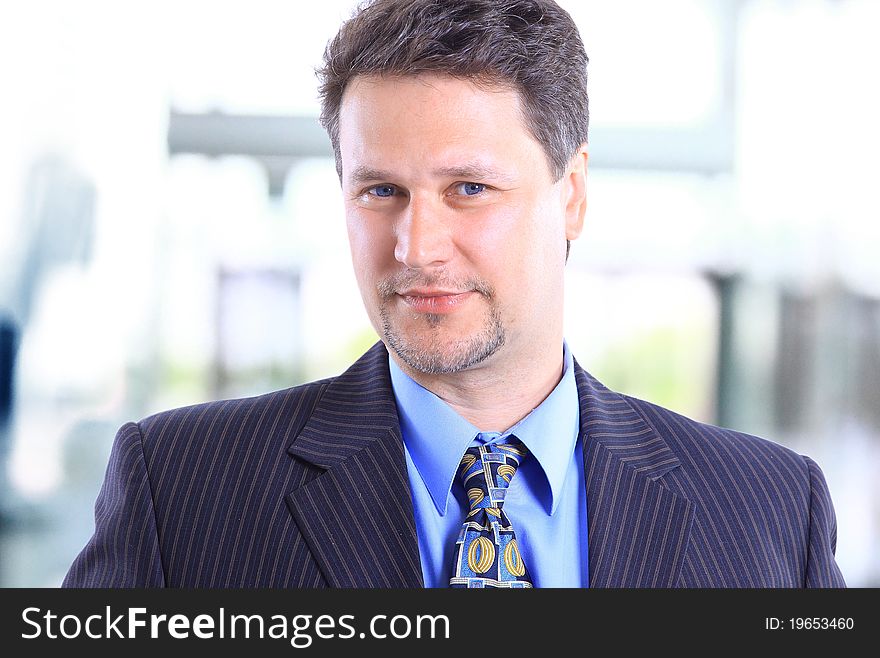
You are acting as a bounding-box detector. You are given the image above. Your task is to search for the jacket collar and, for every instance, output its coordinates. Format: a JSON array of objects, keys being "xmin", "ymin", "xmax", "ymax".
[{"xmin": 286, "ymin": 342, "xmax": 693, "ymax": 588}]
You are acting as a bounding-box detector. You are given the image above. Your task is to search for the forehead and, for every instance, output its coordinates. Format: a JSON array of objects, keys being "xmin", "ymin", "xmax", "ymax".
[
  {"xmin": 341, "ymin": 73, "xmax": 522, "ymax": 112},
  {"xmin": 337, "ymin": 74, "xmax": 549, "ymax": 179}
]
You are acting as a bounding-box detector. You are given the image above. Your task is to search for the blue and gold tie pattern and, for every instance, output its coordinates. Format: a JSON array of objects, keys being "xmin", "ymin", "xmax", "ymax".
[{"xmin": 449, "ymin": 438, "xmax": 533, "ymax": 588}]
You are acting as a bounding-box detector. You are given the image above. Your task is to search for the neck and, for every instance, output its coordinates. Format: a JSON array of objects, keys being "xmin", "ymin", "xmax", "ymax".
[{"xmin": 392, "ymin": 338, "xmax": 565, "ymax": 432}]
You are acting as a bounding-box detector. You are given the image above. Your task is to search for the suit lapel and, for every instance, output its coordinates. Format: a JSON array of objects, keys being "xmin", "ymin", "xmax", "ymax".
[
  {"xmin": 574, "ymin": 362, "xmax": 695, "ymax": 587},
  {"xmin": 286, "ymin": 343, "xmax": 423, "ymax": 588}
]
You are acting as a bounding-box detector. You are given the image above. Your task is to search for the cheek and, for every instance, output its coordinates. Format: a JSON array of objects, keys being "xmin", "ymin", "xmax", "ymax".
[
  {"xmin": 459, "ymin": 202, "xmax": 520, "ymax": 253},
  {"xmin": 346, "ymin": 212, "xmax": 390, "ymax": 272},
  {"xmin": 456, "ymin": 207, "xmax": 532, "ymax": 298},
  {"xmin": 486, "ymin": 200, "xmax": 566, "ymax": 297},
  {"xmin": 472, "ymin": 199, "xmax": 561, "ymax": 266}
]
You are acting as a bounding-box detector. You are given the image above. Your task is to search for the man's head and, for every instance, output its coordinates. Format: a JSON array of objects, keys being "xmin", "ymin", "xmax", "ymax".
[
  {"xmin": 319, "ymin": 0, "xmax": 589, "ymax": 183},
  {"xmin": 319, "ymin": 0, "xmax": 589, "ymax": 377}
]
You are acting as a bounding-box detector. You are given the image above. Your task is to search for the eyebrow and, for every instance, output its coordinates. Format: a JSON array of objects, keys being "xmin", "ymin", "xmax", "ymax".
[
  {"xmin": 348, "ymin": 163, "xmax": 517, "ymax": 186},
  {"xmin": 348, "ymin": 166, "xmax": 394, "ymax": 186},
  {"xmin": 434, "ymin": 164, "xmax": 517, "ymax": 185}
]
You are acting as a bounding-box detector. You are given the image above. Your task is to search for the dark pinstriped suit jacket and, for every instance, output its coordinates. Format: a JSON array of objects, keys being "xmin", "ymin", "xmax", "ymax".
[{"xmin": 63, "ymin": 342, "xmax": 846, "ymax": 587}]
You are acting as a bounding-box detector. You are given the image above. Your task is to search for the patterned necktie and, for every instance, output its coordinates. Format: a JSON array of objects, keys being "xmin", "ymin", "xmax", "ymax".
[{"xmin": 449, "ymin": 438, "xmax": 534, "ymax": 588}]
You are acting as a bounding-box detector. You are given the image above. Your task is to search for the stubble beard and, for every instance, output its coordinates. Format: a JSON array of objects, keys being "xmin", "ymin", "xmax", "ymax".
[{"xmin": 376, "ymin": 275, "xmax": 506, "ymax": 375}]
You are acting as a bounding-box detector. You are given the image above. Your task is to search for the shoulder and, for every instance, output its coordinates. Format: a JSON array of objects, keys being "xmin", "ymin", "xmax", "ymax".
[
  {"xmin": 133, "ymin": 376, "xmax": 336, "ymax": 459},
  {"xmin": 573, "ymin": 359, "xmax": 812, "ymax": 483},
  {"xmin": 128, "ymin": 342, "xmax": 392, "ymax": 463},
  {"xmin": 623, "ymin": 393, "xmax": 813, "ymax": 493}
]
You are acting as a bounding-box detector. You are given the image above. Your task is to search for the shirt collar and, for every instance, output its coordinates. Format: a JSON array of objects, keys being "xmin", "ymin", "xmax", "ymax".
[{"xmin": 389, "ymin": 342, "xmax": 580, "ymax": 516}]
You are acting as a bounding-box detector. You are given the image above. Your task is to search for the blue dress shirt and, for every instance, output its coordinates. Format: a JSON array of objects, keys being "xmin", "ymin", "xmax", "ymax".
[{"xmin": 388, "ymin": 342, "xmax": 589, "ymax": 587}]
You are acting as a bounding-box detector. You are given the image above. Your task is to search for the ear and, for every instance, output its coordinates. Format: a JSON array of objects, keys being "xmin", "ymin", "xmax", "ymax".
[{"xmin": 562, "ymin": 144, "xmax": 588, "ymax": 241}]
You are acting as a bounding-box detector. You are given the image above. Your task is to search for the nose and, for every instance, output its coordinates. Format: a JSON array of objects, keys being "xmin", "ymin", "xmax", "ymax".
[{"xmin": 393, "ymin": 196, "xmax": 454, "ymax": 269}]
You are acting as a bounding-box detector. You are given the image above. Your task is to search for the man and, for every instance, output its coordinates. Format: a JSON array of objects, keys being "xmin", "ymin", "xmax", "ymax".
[{"xmin": 64, "ymin": 0, "xmax": 845, "ymax": 588}]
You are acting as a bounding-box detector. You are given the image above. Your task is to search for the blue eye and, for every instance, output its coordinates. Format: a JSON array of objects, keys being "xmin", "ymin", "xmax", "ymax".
[
  {"xmin": 370, "ymin": 185, "xmax": 396, "ymax": 198},
  {"xmin": 460, "ymin": 182, "xmax": 485, "ymax": 196}
]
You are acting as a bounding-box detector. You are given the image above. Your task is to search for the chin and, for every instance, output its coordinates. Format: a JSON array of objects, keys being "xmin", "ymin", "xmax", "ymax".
[{"xmin": 383, "ymin": 325, "xmax": 505, "ymax": 376}]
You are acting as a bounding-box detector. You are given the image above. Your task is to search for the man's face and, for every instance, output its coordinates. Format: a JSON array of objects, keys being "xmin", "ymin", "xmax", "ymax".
[{"xmin": 339, "ymin": 74, "xmax": 584, "ymax": 375}]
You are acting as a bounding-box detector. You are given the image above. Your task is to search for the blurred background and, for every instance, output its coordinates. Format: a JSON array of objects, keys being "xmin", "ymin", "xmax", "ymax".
[{"xmin": 1, "ymin": 0, "xmax": 877, "ymax": 587}]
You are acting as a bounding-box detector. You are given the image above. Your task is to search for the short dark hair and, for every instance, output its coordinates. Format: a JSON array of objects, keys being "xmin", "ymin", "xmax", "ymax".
[{"xmin": 317, "ymin": 0, "xmax": 589, "ymax": 181}]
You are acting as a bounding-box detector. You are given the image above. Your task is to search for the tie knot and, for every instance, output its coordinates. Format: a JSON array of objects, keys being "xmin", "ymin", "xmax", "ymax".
[{"xmin": 457, "ymin": 438, "xmax": 528, "ymax": 512}]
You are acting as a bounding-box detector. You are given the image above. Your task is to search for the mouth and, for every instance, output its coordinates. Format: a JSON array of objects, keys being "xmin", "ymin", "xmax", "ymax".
[{"xmin": 396, "ymin": 289, "xmax": 476, "ymax": 314}]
